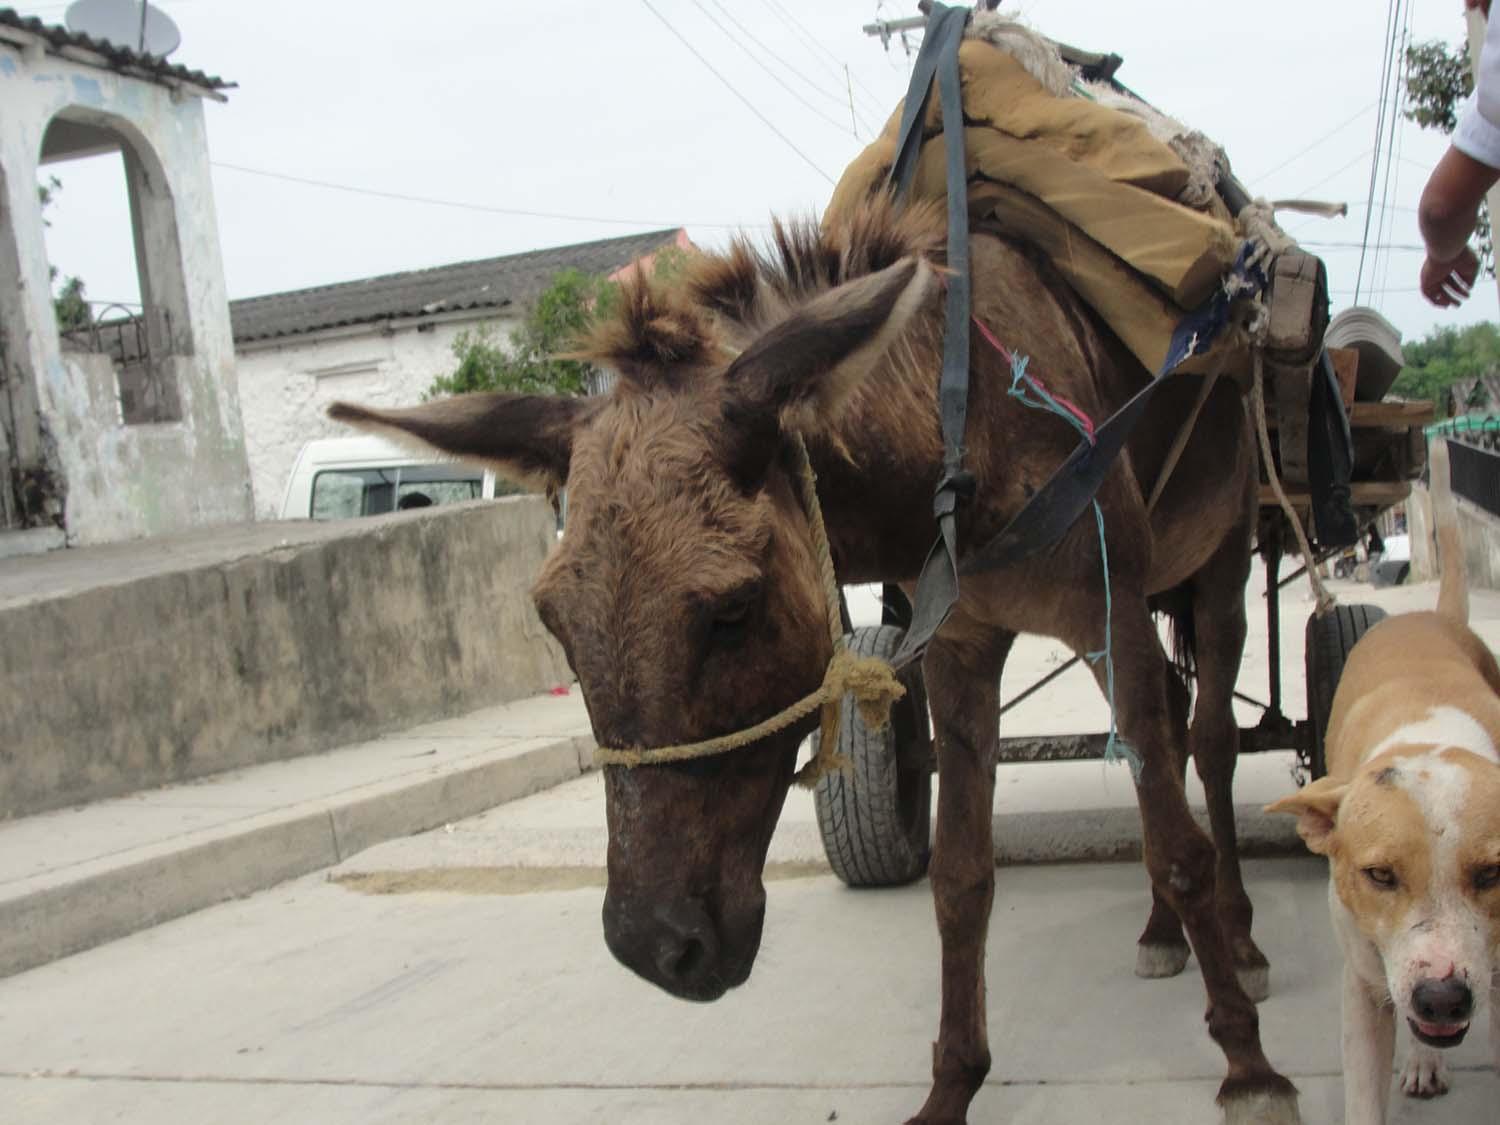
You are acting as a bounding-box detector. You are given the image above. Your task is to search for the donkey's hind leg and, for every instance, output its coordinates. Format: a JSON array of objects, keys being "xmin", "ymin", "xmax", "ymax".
[
  {"xmin": 1088, "ymin": 588, "xmax": 1299, "ymax": 1123},
  {"xmin": 1135, "ymin": 661, "xmax": 1193, "ymax": 980},
  {"xmin": 1187, "ymin": 531, "xmax": 1269, "ymax": 1002}
]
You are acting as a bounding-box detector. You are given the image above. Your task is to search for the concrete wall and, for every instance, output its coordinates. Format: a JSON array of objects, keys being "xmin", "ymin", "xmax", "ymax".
[
  {"xmin": 235, "ymin": 315, "xmax": 516, "ymax": 518},
  {"xmin": 0, "ymin": 498, "xmax": 570, "ymax": 820},
  {"xmin": 1409, "ymin": 481, "xmax": 1500, "ymax": 591},
  {"xmin": 0, "ymin": 45, "xmax": 253, "ymax": 545}
]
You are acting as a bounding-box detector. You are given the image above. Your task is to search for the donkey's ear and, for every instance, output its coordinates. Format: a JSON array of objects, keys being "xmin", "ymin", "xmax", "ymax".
[
  {"xmin": 327, "ymin": 393, "xmax": 589, "ymax": 492},
  {"xmin": 725, "ymin": 256, "xmax": 936, "ymax": 428}
]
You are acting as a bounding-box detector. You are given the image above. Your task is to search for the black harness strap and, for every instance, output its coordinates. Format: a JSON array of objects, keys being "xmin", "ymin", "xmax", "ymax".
[
  {"xmin": 885, "ymin": 3, "xmax": 974, "ymax": 670},
  {"xmin": 879, "ymin": 10, "xmax": 1274, "ymax": 670}
]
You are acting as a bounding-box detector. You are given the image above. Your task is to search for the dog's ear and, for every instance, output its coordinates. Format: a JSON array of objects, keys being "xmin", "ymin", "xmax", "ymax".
[{"xmin": 1266, "ymin": 777, "xmax": 1348, "ymax": 856}]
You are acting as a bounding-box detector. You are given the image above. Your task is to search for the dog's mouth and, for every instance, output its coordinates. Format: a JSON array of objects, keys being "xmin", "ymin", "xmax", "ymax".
[{"xmin": 1408, "ymin": 1018, "xmax": 1470, "ymax": 1048}]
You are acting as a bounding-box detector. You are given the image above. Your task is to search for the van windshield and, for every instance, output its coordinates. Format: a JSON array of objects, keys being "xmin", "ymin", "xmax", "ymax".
[{"xmin": 311, "ymin": 464, "xmax": 484, "ymax": 519}]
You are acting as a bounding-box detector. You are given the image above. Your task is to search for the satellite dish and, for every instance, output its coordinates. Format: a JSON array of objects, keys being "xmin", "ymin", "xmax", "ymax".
[{"xmin": 65, "ymin": 0, "xmax": 181, "ymax": 58}]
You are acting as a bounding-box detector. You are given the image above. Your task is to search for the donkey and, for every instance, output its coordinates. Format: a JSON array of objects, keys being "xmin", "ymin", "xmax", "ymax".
[{"xmin": 330, "ymin": 197, "xmax": 1297, "ymax": 1124}]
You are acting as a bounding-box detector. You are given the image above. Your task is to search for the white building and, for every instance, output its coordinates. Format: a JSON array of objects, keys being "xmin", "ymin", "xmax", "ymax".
[
  {"xmin": 0, "ymin": 10, "xmax": 253, "ymax": 551},
  {"xmin": 231, "ymin": 228, "xmax": 689, "ymax": 518}
]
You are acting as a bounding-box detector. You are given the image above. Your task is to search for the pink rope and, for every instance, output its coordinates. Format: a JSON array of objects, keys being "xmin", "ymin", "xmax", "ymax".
[{"xmin": 971, "ymin": 315, "xmax": 1096, "ymax": 443}]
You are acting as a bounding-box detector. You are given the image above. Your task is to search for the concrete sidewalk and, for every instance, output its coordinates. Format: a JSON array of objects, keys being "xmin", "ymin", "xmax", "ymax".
[
  {"xmin": 0, "ymin": 690, "xmax": 594, "ymax": 980},
  {"xmin": 0, "ymin": 855, "xmax": 1491, "ymax": 1124}
]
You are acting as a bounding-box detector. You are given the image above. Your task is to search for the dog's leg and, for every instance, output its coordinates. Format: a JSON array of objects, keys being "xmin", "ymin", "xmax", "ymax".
[
  {"xmin": 1398, "ymin": 1036, "xmax": 1449, "ymax": 1099},
  {"xmin": 904, "ymin": 624, "xmax": 1013, "ymax": 1125},
  {"xmin": 1343, "ymin": 964, "xmax": 1396, "ymax": 1125}
]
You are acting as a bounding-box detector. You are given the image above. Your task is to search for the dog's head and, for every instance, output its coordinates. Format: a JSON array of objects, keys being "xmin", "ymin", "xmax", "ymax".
[{"xmin": 1270, "ymin": 747, "xmax": 1500, "ymax": 1048}]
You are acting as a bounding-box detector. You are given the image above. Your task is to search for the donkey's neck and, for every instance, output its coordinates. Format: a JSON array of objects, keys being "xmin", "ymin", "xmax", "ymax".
[{"xmin": 800, "ymin": 361, "xmax": 947, "ymax": 587}]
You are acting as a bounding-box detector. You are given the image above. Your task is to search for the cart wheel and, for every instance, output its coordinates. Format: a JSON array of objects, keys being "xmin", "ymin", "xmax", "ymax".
[
  {"xmin": 812, "ymin": 624, "xmax": 932, "ymax": 887},
  {"xmin": 1305, "ymin": 604, "xmax": 1387, "ymax": 778}
]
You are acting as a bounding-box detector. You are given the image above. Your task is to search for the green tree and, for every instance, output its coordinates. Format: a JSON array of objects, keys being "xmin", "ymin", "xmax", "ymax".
[
  {"xmin": 1391, "ymin": 320, "xmax": 1500, "ymax": 408},
  {"xmin": 37, "ymin": 175, "xmax": 93, "ymax": 332},
  {"xmin": 427, "ymin": 268, "xmax": 619, "ymax": 399},
  {"xmin": 1404, "ymin": 38, "xmax": 1494, "ymax": 274}
]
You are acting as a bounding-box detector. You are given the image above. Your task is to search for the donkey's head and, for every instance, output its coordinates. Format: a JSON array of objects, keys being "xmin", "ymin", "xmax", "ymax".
[{"xmin": 330, "ymin": 204, "xmax": 941, "ymax": 1001}]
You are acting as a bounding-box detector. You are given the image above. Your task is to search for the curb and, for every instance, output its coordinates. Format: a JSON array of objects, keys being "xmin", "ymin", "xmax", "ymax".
[
  {"xmin": 993, "ymin": 805, "xmax": 1302, "ymax": 865},
  {"xmin": 0, "ymin": 734, "xmax": 594, "ymax": 981}
]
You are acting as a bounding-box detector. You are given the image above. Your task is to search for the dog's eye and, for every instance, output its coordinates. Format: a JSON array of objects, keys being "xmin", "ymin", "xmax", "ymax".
[
  {"xmin": 1472, "ymin": 865, "xmax": 1500, "ymax": 891},
  {"xmin": 1363, "ymin": 866, "xmax": 1398, "ymax": 890}
]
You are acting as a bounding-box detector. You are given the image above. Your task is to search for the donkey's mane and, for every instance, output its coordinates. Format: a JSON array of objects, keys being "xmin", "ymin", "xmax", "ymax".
[{"xmin": 574, "ymin": 196, "xmax": 946, "ymax": 386}]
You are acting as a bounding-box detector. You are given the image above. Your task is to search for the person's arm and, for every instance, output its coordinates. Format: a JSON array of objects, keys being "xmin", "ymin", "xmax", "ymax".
[
  {"xmin": 1420, "ymin": 148, "xmax": 1500, "ymax": 262},
  {"xmin": 1419, "ymin": 147, "xmax": 1499, "ymax": 307},
  {"xmin": 1419, "ymin": 4, "xmax": 1500, "ymax": 306}
]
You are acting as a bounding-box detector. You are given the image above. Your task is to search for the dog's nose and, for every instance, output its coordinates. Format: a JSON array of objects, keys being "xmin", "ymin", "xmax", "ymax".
[{"xmin": 1412, "ymin": 977, "xmax": 1474, "ymax": 1025}]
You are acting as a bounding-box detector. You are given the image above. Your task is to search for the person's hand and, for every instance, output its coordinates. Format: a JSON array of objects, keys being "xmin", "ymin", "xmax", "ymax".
[{"xmin": 1421, "ymin": 246, "xmax": 1481, "ymax": 307}]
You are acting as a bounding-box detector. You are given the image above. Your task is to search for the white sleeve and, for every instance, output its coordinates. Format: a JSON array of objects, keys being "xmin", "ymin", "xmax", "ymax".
[
  {"xmin": 1478, "ymin": 12, "xmax": 1500, "ymax": 125},
  {"xmin": 1455, "ymin": 98, "xmax": 1500, "ymax": 168},
  {"xmin": 1457, "ymin": 12, "xmax": 1500, "ymax": 167}
]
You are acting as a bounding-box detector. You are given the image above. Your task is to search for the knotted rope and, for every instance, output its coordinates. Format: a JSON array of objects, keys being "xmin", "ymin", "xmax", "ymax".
[{"xmin": 592, "ymin": 433, "xmax": 906, "ymax": 788}]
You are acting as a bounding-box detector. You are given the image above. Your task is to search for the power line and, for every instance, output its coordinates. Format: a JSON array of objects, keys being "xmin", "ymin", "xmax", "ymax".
[
  {"xmin": 1244, "ymin": 102, "xmax": 1379, "ymax": 185},
  {"xmin": 760, "ymin": 0, "xmax": 880, "ymax": 112},
  {"xmin": 1290, "ymin": 147, "xmax": 1377, "ymax": 200},
  {"xmin": 690, "ymin": 0, "xmax": 858, "ymax": 137},
  {"xmin": 638, "ymin": 0, "xmax": 835, "ymax": 186},
  {"xmin": 1373, "ymin": 0, "xmax": 1414, "ymax": 312},
  {"xmin": 211, "ymin": 161, "xmax": 773, "ymax": 231},
  {"xmin": 1355, "ymin": 0, "xmax": 1403, "ymax": 303},
  {"xmin": 1301, "ymin": 240, "xmax": 1424, "ymax": 251},
  {"xmin": 705, "ymin": 0, "xmax": 856, "ymax": 113}
]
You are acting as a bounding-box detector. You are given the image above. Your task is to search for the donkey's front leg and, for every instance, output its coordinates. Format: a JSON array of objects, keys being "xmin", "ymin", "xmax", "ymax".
[{"xmin": 906, "ymin": 624, "xmax": 1013, "ymax": 1125}]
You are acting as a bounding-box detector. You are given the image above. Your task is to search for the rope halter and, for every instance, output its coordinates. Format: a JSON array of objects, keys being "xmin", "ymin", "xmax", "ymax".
[{"xmin": 592, "ymin": 432, "xmax": 907, "ymax": 788}]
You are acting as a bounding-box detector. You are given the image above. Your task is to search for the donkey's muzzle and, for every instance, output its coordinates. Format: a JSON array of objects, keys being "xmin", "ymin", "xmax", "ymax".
[{"xmin": 602, "ymin": 892, "xmax": 758, "ymax": 1002}]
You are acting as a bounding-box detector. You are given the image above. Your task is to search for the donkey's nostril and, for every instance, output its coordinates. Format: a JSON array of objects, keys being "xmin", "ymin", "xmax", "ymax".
[
  {"xmin": 650, "ymin": 898, "xmax": 720, "ymax": 989},
  {"xmin": 659, "ymin": 934, "xmax": 707, "ymax": 982}
]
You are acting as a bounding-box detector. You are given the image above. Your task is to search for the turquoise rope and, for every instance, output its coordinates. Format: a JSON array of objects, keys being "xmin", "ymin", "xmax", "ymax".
[{"xmin": 1007, "ymin": 353, "xmax": 1141, "ymax": 777}]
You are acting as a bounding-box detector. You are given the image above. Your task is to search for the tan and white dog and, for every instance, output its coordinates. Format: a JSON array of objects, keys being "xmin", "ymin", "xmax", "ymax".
[{"xmin": 1269, "ymin": 440, "xmax": 1500, "ymax": 1124}]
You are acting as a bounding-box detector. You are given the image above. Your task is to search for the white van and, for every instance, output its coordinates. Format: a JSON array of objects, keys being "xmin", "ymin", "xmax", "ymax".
[{"xmin": 279, "ymin": 434, "xmax": 518, "ymax": 520}]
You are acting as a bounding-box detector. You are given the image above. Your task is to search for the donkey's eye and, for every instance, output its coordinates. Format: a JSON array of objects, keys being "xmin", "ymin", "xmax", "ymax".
[
  {"xmin": 1363, "ymin": 866, "xmax": 1398, "ymax": 890},
  {"xmin": 1472, "ymin": 865, "xmax": 1500, "ymax": 891},
  {"xmin": 708, "ymin": 587, "xmax": 759, "ymax": 647}
]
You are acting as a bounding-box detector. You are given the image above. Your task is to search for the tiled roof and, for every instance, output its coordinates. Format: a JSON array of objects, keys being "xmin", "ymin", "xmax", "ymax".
[
  {"xmin": 0, "ymin": 8, "xmax": 231, "ymax": 93},
  {"xmin": 229, "ymin": 228, "xmax": 682, "ymax": 344}
]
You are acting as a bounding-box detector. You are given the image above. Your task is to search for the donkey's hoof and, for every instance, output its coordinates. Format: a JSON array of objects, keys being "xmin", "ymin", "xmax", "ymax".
[
  {"xmin": 1135, "ymin": 940, "xmax": 1190, "ymax": 979},
  {"xmin": 1236, "ymin": 963, "xmax": 1270, "ymax": 1004},
  {"xmin": 1219, "ymin": 1081, "xmax": 1301, "ymax": 1125}
]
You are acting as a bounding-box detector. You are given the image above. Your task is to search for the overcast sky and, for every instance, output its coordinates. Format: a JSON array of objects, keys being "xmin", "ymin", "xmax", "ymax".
[{"xmin": 16, "ymin": 0, "xmax": 1494, "ymax": 346}]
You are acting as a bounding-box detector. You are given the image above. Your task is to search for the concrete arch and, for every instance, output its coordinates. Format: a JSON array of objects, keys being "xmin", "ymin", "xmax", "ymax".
[{"xmin": 38, "ymin": 105, "xmax": 193, "ymax": 423}]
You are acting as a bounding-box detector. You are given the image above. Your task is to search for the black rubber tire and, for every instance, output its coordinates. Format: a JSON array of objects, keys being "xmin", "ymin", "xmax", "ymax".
[
  {"xmin": 1305, "ymin": 604, "xmax": 1387, "ymax": 778},
  {"xmin": 812, "ymin": 625, "xmax": 932, "ymax": 887}
]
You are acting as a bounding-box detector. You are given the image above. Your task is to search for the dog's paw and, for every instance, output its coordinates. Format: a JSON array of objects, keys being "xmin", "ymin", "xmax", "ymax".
[{"xmin": 1399, "ymin": 1045, "xmax": 1449, "ymax": 1099}]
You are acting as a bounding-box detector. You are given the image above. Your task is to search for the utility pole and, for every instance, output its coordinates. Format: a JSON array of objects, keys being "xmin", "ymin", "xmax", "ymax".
[{"xmin": 861, "ymin": 2, "xmax": 999, "ymax": 51}]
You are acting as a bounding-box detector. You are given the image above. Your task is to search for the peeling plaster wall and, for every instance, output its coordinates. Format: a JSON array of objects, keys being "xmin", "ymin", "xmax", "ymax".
[
  {"xmin": 0, "ymin": 45, "xmax": 252, "ymax": 544},
  {"xmin": 235, "ymin": 315, "xmax": 516, "ymax": 518}
]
